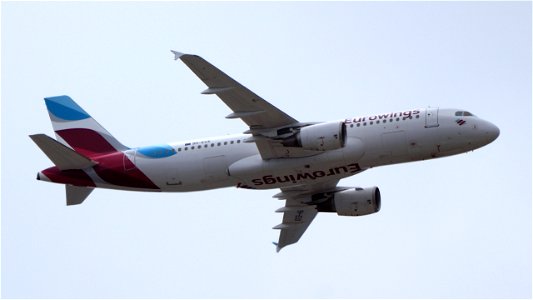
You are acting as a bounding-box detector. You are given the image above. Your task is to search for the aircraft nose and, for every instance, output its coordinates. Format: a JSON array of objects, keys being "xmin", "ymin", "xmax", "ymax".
[{"xmin": 483, "ymin": 121, "xmax": 500, "ymax": 144}]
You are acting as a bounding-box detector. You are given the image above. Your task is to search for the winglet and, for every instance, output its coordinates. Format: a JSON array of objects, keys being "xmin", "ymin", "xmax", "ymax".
[
  {"xmin": 170, "ymin": 50, "xmax": 185, "ymax": 60},
  {"xmin": 272, "ymin": 242, "xmax": 282, "ymax": 253}
]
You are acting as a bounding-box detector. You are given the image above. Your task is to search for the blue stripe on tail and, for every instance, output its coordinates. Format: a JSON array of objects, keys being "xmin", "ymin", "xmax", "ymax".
[{"xmin": 45, "ymin": 95, "xmax": 91, "ymax": 121}]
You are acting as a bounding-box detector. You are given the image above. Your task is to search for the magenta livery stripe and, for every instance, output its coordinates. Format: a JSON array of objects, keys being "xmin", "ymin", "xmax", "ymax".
[
  {"xmin": 56, "ymin": 128, "xmax": 159, "ymax": 190},
  {"xmin": 43, "ymin": 167, "xmax": 96, "ymax": 187},
  {"xmin": 92, "ymin": 152, "xmax": 160, "ymax": 190},
  {"xmin": 56, "ymin": 128, "xmax": 117, "ymax": 158}
]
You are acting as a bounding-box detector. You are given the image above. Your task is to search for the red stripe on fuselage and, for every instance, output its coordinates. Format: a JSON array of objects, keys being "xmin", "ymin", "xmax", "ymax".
[
  {"xmin": 43, "ymin": 167, "xmax": 96, "ymax": 187},
  {"xmin": 41, "ymin": 153, "xmax": 160, "ymax": 190},
  {"xmin": 50, "ymin": 128, "xmax": 159, "ymax": 190},
  {"xmin": 93, "ymin": 152, "xmax": 160, "ymax": 190}
]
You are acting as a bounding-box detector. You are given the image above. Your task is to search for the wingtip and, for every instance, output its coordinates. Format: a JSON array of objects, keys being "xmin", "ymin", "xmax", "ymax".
[
  {"xmin": 170, "ymin": 50, "xmax": 184, "ymax": 60},
  {"xmin": 272, "ymin": 241, "xmax": 282, "ymax": 253}
]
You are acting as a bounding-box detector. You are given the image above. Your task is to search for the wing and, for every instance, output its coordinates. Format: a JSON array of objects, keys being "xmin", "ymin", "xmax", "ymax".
[
  {"xmin": 272, "ymin": 180, "xmax": 343, "ymax": 252},
  {"xmin": 172, "ymin": 51, "xmax": 297, "ymax": 129},
  {"xmin": 172, "ymin": 51, "xmax": 317, "ymax": 159}
]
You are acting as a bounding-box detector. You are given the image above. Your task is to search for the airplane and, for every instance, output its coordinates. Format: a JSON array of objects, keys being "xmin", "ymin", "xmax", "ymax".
[{"xmin": 30, "ymin": 51, "xmax": 500, "ymax": 252}]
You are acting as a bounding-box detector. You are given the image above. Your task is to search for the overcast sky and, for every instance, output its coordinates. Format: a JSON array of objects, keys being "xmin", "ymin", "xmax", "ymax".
[{"xmin": 2, "ymin": 1, "xmax": 531, "ymax": 298}]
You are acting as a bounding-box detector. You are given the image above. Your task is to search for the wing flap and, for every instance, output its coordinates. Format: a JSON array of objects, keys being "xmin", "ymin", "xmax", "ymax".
[
  {"xmin": 274, "ymin": 200, "xmax": 318, "ymax": 252},
  {"xmin": 273, "ymin": 180, "xmax": 341, "ymax": 252}
]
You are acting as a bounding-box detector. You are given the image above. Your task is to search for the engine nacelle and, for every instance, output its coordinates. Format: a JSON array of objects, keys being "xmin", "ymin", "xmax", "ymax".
[
  {"xmin": 282, "ymin": 121, "xmax": 346, "ymax": 151},
  {"xmin": 315, "ymin": 187, "xmax": 381, "ymax": 216}
]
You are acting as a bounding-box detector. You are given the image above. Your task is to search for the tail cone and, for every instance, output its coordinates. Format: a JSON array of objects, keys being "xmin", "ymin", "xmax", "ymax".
[{"xmin": 36, "ymin": 171, "xmax": 50, "ymax": 182}]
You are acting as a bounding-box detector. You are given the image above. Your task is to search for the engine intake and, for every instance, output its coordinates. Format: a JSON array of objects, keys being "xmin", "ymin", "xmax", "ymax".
[
  {"xmin": 315, "ymin": 187, "xmax": 381, "ymax": 216},
  {"xmin": 282, "ymin": 121, "xmax": 346, "ymax": 151}
]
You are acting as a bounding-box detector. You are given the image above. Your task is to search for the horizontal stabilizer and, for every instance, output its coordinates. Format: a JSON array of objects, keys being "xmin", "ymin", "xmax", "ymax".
[
  {"xmin": 29, "ymin": 134, "xmax": 97, "ymax": 170},
  {"xmin": 66, "ymin": 185, "xmax": 94, "ymax": 205}
]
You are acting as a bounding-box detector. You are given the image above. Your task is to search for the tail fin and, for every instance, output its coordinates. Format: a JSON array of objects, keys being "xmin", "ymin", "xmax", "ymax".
[{"xmin": 44, "ymin": 95, "xmax": 128, "ymax": 158}]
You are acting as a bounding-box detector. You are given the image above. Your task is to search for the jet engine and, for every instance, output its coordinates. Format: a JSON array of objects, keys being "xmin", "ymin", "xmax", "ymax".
[
  {"xmin": 282, "ymin": 121, "xmax": 346, "ymax": 151},
  {"xmin": 314, "ymin": 187, "xmax": 381, "ymax": 216}
]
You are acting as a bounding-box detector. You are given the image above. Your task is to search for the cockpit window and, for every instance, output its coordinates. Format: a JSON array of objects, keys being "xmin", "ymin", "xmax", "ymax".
[{"xmin": 455, "ymin": 111, "xmax": 475, "ymax": 117}]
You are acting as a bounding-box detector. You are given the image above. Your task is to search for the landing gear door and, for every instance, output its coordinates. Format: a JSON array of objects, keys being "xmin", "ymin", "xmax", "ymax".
[{"xmin": 425, "ymin": 108, "xmax": 439, "ymax": 128}]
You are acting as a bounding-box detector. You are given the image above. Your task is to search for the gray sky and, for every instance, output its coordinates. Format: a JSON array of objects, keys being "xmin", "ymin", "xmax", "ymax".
[{"xmin": 1, "ymin": 1, "xmax": 531, "ymax": 298}]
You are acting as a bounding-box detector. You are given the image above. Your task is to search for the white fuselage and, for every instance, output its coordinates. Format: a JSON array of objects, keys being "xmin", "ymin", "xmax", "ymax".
[
  {"xmin": 32, "ymin": 55, "xmax": 502, "ymax": 250},
  {"xmin": 118, "ymin": 107, "xmax": 498, "ymax": 192}
]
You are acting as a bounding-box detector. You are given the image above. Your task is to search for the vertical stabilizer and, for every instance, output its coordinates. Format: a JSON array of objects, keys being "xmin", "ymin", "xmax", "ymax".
[{"xmin": 44, "ymin": 95, "xmax": 128, "ymax": 158}]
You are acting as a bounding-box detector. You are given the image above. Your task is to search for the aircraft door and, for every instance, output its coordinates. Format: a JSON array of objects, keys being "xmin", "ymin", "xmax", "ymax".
[{"xmin": 425, "ymin": 108, "xmax": 439, "ymax": 128}]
